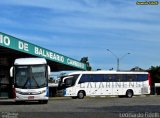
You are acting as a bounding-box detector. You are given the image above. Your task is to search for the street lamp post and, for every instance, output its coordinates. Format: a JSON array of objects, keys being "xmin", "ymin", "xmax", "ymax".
[{"xmin": 107, "ymin": 49, "xmax": 130, "ymax": 71}]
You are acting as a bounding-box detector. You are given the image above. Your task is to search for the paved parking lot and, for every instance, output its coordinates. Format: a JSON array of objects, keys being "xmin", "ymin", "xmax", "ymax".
[{"xmin": 0, "ymin": 96, "xmax": 160, "ymax": 118}]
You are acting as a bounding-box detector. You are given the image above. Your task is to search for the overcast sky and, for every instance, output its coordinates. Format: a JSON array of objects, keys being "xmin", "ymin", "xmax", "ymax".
[{"xmin": 0, "ymin": 0, "xmax": 160, "ymax": 70}]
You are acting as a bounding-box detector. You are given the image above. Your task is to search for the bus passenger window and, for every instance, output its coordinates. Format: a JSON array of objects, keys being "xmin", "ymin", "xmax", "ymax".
[
  {"xmin": 92, "ymin": 74, "xmax": 104, "ymax": 82},
  {"xmin": 104, "ymin": 75, "xmax": 109, "ymax": 82},
  {"xmin": 108, "ymin": 75, "xmax": 113, "ymax": 82},
  {"xmin": 127, "ymin": 74, "xmax": 135, "ymax": 82},
  {"xmin": 116, "ymin": 74, "xmax": 123, "ymax": 82},
  {"xmin": 78, "ymin": 74, "xmax": 90, "ymax": 84}
]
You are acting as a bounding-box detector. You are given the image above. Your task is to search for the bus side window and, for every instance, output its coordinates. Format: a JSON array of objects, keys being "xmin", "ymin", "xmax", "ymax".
[
  {"xmin": 92, "ymin": 74, "xmax": 104, "ymax": 82},
  {"xmin": 126, "ymin": 75, "xmax": 130, "ymax": 81},
  {"xmin": 104, "ymin": 74, "xmax": 109, "ymax": 82},
  {"xmin": 122, "ymin": 74, "xmax": 127, "ymax": 82},
  {"xmin": 127, "ymin": 74, "xmax": 135, "ymax": 82},
  {"xmin": 108, "ymin": 75, "xmax": 112, "ymax": 82},
  {"xmin": 132, "ymin": 74, "xmax": 137, "ymax": 81},
  {"xmin": 112, "ymin": 75, "xmax": 116, "ymax": 82},
  {"xmin": 137, "ymin": 74, "xmax": 147, "ymax": 81},
  {"xmin": 92, "ymin": 75, "xmax": 97, "ymax": 82},
  {"xmin": 116, "ymin": 74, "xmax": 123, "ymax": 82},
  {"xmin": 78, "ymin": 74, "xmax": 90, "ymax": 84}
]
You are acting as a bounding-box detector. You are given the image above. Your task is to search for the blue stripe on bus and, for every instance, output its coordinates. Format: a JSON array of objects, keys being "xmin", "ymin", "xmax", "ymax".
[
  {"xmin": 63, "ymin": 89, "xmax": 66, "ymax": 96},
  {"xmin": 46, "ymin": 87, "xmax": 49, "ymax": 97}
]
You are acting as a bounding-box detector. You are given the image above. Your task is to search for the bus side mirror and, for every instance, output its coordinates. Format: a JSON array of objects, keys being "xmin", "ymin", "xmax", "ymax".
[
  {"xmin": 10, "ymin": 66, "xmax": 13, "ymax": 77},
  {"xmin": 48, "ymin": 66, "xmax": 51, "ymax": 76},
  {"xmin": 65, "ymin": 79, "xmax": 72, "ymax": 87}
]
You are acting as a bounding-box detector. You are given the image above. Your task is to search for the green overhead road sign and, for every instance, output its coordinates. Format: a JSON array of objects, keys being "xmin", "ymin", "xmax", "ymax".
[{"xmin": 0, "ymin": 32, "xmax": 86, "ymax": 70}]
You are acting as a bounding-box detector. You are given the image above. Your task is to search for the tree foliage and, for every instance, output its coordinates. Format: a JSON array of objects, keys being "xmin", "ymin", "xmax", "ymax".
[
  {"xmin": 80, "ymin": 57, "xmax": 92, "ymax": 71},
  {"xmin": 148, "ymin": 66, "xmax": 160, "ymax": 94},
  {"xmin": 149, "ymin": 66, "xmax": 160, "ymax": 84}
]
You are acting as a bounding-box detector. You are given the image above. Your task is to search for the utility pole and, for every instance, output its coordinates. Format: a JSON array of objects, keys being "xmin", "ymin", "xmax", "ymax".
[{"xmin": 107, "ymin": 49, "xmax": 130, "ymax": 71}]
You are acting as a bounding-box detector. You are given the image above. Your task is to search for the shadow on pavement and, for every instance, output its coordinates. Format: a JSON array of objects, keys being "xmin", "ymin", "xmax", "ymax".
[
  {"xmin": 78, "ymin": 105, "xmax": 160, "ymax": 112},
  {"xmin": 0, "ymin": 100, "xmax": 44, "ymax": 105}
]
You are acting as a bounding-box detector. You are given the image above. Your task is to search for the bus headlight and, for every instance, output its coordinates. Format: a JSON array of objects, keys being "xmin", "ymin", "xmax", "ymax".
[
  {"xmin": 16, "ymin": 90, "xmax": 21, "ymax": 94},
  {"xmin": 40, "ymin": 90, "xmax": 46, "ymax": 94}
]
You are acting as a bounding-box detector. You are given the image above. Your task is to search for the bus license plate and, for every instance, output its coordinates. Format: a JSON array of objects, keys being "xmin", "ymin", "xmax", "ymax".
[{"xmin": 28, "ymin": 96, "xmax": 34, "ymax": 100}]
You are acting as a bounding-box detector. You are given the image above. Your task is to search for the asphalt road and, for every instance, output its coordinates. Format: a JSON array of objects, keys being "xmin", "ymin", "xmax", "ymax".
[{"xmin": 0, "ymin": 96, "xmax": 160, "ymax": 118}]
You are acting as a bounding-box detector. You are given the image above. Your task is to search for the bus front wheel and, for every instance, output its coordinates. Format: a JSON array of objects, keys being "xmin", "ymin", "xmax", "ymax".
[
  {"xmin": 77, "ymin": 91, "xmax": 85, "ymax": 99},
  {"xmin": 39, "ymin": 100, "xmax": 48, "ymax": 104},
  {"xmin": 126, "ymin": 90, "xmax": 133, "ymax": 98}
]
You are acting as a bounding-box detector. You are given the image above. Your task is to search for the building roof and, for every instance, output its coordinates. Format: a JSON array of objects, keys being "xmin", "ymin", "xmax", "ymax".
[{"xmin": 0, "ymin": 32, "xmax": 86, "ymax": 71}]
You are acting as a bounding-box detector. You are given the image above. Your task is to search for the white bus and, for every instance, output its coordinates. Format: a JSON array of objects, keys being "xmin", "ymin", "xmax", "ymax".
[
  {"xmin": 58, "ymin": 71, "xmax": 151, "ymax": 99},
  {"xmin": 10, "ymin": 58, "xmax": 50, "ymax": 103}
]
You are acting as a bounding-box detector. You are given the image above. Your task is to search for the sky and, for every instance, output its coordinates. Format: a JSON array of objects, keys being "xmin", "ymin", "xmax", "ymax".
[{"xmin": 0, "ymin": 0, "xmax": 160, "ymax": 71}]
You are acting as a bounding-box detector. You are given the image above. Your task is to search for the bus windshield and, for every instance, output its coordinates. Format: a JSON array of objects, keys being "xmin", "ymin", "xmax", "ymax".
[
  {"xmin": 58, "ymin": 74, "xmax": 79, "ymax": 89},
  {"xmin": 15, "ymin": 65, "xmax": 47, "ymax": 89}
]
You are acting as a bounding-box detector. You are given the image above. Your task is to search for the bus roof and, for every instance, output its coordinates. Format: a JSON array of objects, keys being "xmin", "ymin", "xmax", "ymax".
[
  {"xmin": 14, "ymin": 58, "xmax": 47, "ymax": 65},
  {"xmin": 68, "ymin": 70, "xmax": 148, "ymax": 75}
]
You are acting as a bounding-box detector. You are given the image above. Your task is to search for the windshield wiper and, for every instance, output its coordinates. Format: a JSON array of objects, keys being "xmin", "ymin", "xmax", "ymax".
[
  {"xmin": 32, "ymin": 76, "xmax": 40, "ymax": 88},
  {"xmin": 22, "ymin": 77, "xmax": 30, "ymax": 89}
]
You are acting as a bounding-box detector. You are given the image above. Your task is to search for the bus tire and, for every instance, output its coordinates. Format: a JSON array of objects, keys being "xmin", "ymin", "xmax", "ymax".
[
  {"xmin": 39, "ymin": 100, "xmax": 48, "ymax": 104},
  {"xmin": 126, "ymin": 90, "xmax": 133, "ymax": 98},
  {"xmin": 118, "ymin": 95, "xmax": 125, "ymax": 98},
  {"xmin": 43, "ymin": 100, "xmax": 48, "ymax": 104},
  {"xmin": 15, "ymin": 101, "xmax": 23, "ymax": 104},
  {"xmin": 72, "ymin": 96, "xmax": 77, "ymax": 99},
  {"xmin": 77, "ymin": 91, "xmax": 85, "ymax": 99}
]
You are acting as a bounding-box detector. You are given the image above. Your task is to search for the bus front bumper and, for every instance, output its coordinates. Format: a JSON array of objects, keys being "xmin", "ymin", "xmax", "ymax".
[{"xmin": 15, "ymin": 93, "xmax": 48, "ymax": 101}]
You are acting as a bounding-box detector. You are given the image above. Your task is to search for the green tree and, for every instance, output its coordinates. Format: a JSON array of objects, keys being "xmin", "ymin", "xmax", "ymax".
[
  {"xmin": 80, "ymin": 57, "xmax": 92, "ymax": 71},
  {"xmin": 149, "ymin": 66, "xmax": 160, "ymax": 83},
  {"xmin": 148, "ymin": 66, "xmax": 160, "ymax": 94}
]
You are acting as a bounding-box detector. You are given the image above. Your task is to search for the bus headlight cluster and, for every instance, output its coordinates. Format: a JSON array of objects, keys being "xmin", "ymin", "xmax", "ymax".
[
  {"xmin": 16, "ymin": 90, "xmax": 46, "ymax": 95},
  {"xmin": 16, "ymin": 90, "xmax": 28, "ymax": 95},
  {"xmin": 40, "ymin": 90, "xmax": 46, "ymax": 94},
  {"xmin": 16, "ymin": 90, "xmax": 21, "ymax": 94}
]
